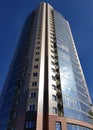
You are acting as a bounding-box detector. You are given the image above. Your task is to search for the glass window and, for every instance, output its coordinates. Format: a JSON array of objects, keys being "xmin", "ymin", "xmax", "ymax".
[
  {"xmin": 33, "ymin": 72, "xmax": 38, "ymax": 77},
  {"xmin": 36, "ymin": 52, "xmax": 39, "ymax": 55},
  {"xmin": 51, "ymin": 68, "xmax": 56, "ymax": 72},
  {"xmin": 34, "ymin": 65, "xmax": 38, "ymax": 68},
  {"xmin": 52, "ymin": 84, "xmax": 56, "ymax": 90},
  {"xmin": 14, "ymin": 111, "xmax": 17, "ymax": 118},
  {"xmin": 51, "ymin": 49, "xmax": 55, "ymax": 53},
  {"xmin": 67, "ymin": 124, "xmax": 72, "ymax": 130},
  {"xmin": 51, "ymin": 55, "xmax": 55, "ymax": 59},
  {"xmin": 12, "ymin": 126, "xmax": 16, "ymax": 130},
  {"xmin": 51, "ymin": 45, "xmax": 54, "ymax": 48},
  {"xmin": 55, "ymin": 122, "xmax": 61, "ymax": 130},
  {"xmin": 67, "ymin": 124, "xmax": 92, "ymax": 130},
  {"xmin": 52, "ymin": 95, "xmax": 57, "ymax": 101},
  {"xmin": 28, "ymin": 104, "xmax": 36, "ymax": 111},
  {"xmin": 29, "ymin": 92, "xmax": 36, "ymax": 98},
  {"xmin": 37, "ymin": 42, "xmax": 40, "ymax": 44},
  {"xmin": 51, "ymin": 61, "xmax": 55, "ymax": 65},
  {"xmin": 52, "ymin": 107, "xmax": 57, "ymax": 114},
  {"xmin": 35, "ymin": 58, "xmax": 39, "ymax": 61},
  {"xmin": 26, "ymin": 121, "xmax": 35, "ymax": 128},
  {"xmin": 72, "ymin": 125, "xmax": 76, "ymax": 130},
  {"xmin": 52, "ymin": 75, "xmax": 56, "ymax": 81},
  {"xmin": 32, "ymin": 81, "xmax": 37, "ymax": 86},
  {"xmin": 36, "ymin": 46, "xmax": 40, "ymax": 49}
]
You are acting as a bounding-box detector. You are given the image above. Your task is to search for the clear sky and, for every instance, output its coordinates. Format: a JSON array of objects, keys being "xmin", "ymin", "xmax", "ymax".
[{"xmin": 0, "ymin": 0, "xmax": 93, "ymax": 102}]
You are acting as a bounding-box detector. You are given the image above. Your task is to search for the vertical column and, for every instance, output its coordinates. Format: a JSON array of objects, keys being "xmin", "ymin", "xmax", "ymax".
[{"xmin": 36, "ymin": 3, "xmax": 46, "ymax": 130}]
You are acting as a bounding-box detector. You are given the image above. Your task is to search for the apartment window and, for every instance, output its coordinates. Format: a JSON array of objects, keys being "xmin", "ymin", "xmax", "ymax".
[
  {"xmin": 36, "ymin": 46, "xmax": 40, "ymax": 49},
  {"xmin": 38, "ymin": 29, "xmax": 41, "ymax": 32},
  {"xmin": 12, "ymin": 126, "xmax": 16, "ymax": 130},
  {"xmin": 36, "ymin": 52, "xmax": 39, "ymax": 55},
  {"xmin": 35, "ymin": 58, "xmax": 39, "ymax": 61},
  {"xmin": 38, "ymin": 25, "xmax": 42, "ymax": 29},
  {"xmin": 28, "ymin": 104, "xmax": 36, "ymax": 111},
  {"xmin": 39, "ymin": 19, "xmax": 42, "ymax": 22},
  {"xmin": 52, "ymin": 107, "xmax": 57, "ymax": 114},
  {"xmin": 37, "ymin": 42, "xmax": 40, "ymax": 44},
  {"xmin": 34, "ymin": 65, "xmax": 38, "ymax": 68},
  {"xmin": 29, "ymin": 92, "xmax": 36, "ymax": 98},
  {"xmin": 14, "ymin": 111, "xmax": 17, "ymax": 118},
  {"xmin": 32, "ymin": 81, "xmax": 37, "ymax": 86},
  {"xmin": 51, "ymin": 61, "xmax": 55, "ymax": 65},
  {"xmin": 55, "ymin": 122, "xmax": 61, "ymax": 130},
  {"xmin": 50, "ymin": 36, "xmax": 54, "ymax": 40},
  {"xmin": 52, "ymin": 75, "xmax": 56, "ymax": 81},
  {"xmin": 26, "ymin": 121, "xmax": 35, "ymax": 128},
  {"xmin": 16, "ymin": 100, "xmax": 18, "ymax": 106},
  {"xmin": 51, "ymin": 50, "xmax": 55, "ymax": 53},
  {"xmin": 52, "ymin": 84, "xmax": 56, "ymax": 90},
  {"xmin": 50, "ymin": 23, "xmax": 54, "ymax": 26},
  {"xmin": 39, "ymin": 22, "xmax": 42, "ymax": 25},
  {"xmin": 37, "ymin": 32, "xmax": 41, "ymax": 35},
  {"xmin": 50, "ymin": 29, "xmax": 54, "ymax": 32},
  {"xmin": 37, "ymin": 36, "xmax": 41, "ymax": 40},
  {"xmin": 33, "ymin": 72, "xmax": 38, "ymax": 77},
  {"xmin": 51, "ymin": 55, "xmax": 55, "ymax": 59},
  {"xmin": 51, "ymin": 68, "xmax": 55, "ymax": 72},
  {"xmin": 52, "ymin": 95, "xmax": 57, "ymax": 101}
]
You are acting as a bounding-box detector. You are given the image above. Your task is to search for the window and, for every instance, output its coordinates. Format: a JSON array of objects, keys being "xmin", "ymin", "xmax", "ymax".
[
  {"xmin": 35, "ymin": 58, "xmax": 39, "ymax": 61},
  {"xmin": 67, "ymin": 124, "xmax": 92, "ymax": 130},
  {"xmin": 36, "ymin": 52, "xmax": 39, "ymax": 55},
  {"xmin": 51, "ymin": 61, "xmax": 55, "ymax": 65},
  {"xmin": 51, "ymin": 55, "xmax": 55, "ymax": 59},
  {"xmin": 52, "ymin": 95, "xmax": 57, "ymax": 101},
  {"xmin": 52, "ymin": 84, "xmax": 56, "ymax": 90},
  {"xmin": 28, "ymin": 104, "xmax": 36, "ymax": 111},
  {"xmin": 51, "ymin": 45, "xmax": 54, "ymax": 48},
  {"xmin": 37, "ymin": 33, "xmax": 41, "ymax": 36},
  {"xmin": 12, "ymin": 126, "xmax": 16, "ymax": 130},
  {"xmin": 33, "ymin": 72, "xmax": 38, "ymax": 77},
  {"xmin": 32, "ymin": 81, "xmax": 37, "ymax": 86},
  {"xmin": 55, "ymin": 122, "xmax": 61, "ymax": 130},
  {"xmin": 52, "ymin": 75, "xmax": 56, "ymax": 81},
  {"xmin": 26, "ymin": 121, "xmax": 35, "ymax": 128},
  {"xmin": 52, "ymin": 107, "xmax": 57, "ymax": 114},
  {"xmin": 16, "ymin": 100, "xmax": 18, "ymax": 106},
  {"xmin": 14, "ymin": 111, "xmax": 17, "ymax": 118},
  {"xmin": 51, "ymin": 49, "xmax": 55, "ymax": 53},
  {"xmin": 38, "ymin": 29, "xmax": 41, "ymax": 32},
  {"xmin": 50, "ymin": 36, "xmax": 54, "ymax": 40},
  {"xmin": 37, "ymin": 42, "xmax": 40, "ymax": 44},
  {"xmin": 51, "ymin": 68, "xmax": 56, "ymax": 72},
  {"xmin": 36, "ymin": 46, "xmax": 40, "ymax": 49},
  {"xmin": 29, "ymin": 92, "xmax": 36, "ymax": 98},
  {"xmin": 34, "ymin": 65, "xmax": 38, "ymax": 68}
]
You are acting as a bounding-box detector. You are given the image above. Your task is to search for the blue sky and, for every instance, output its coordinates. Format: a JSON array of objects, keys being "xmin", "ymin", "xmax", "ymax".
[{"xmin": 0, "ymin": 0, "xmax": 93, "ymax": 102}]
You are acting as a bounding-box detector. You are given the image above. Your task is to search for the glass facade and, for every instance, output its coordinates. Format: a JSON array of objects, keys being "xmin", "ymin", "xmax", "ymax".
[
  {"xmin": 54, "ymin": 10, "xmax": 93, "ymax": 124},
  {"xmin": 0, "ymin": 2, "xmax": 93, "ymax": 130},
  {"xmin": 0, "ymin": 11, "xmax": 37, "ymax": 129},
  {"xmin": 55, "ymin": 122, "xmax": 61, "ymax": 130},
  {"xmin": 67, "ymin": 124, "xmax": 92, "ymax": 130}
]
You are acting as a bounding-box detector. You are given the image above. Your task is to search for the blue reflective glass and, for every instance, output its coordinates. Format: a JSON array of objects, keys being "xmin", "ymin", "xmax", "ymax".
[
  {"xmin": 54, "ymin": 9, "xmax": 93, "ymax": 123},
  {"xmin": 67, "ymin": 124, "xmax": 92, "ymax": 130},
  {"xmin": 56, "ymin": 122, "xmax": 61, "ymax": 130}
]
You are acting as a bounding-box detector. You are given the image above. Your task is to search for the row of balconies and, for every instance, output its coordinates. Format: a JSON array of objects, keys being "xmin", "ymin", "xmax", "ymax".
[{"xmin": 49, "ymin": 10, "xmax": 63, "ymax": 117}]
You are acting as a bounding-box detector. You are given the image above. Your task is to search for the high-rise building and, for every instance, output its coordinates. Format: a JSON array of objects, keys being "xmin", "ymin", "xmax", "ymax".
[{"xmin": 0, "ymin": 2, "xmax": 93, "ymax": 130}]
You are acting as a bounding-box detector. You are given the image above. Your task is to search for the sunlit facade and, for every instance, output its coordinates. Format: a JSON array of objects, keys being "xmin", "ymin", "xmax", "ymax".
[{"xmin": 0, "ymin": 2, "xmax": 93, "ymax": 130}]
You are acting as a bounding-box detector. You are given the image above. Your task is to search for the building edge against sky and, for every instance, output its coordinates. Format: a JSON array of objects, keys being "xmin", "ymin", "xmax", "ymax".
[{"xmin": 0, "ymin": 2, "xmax": 93, "ymax": 130}]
